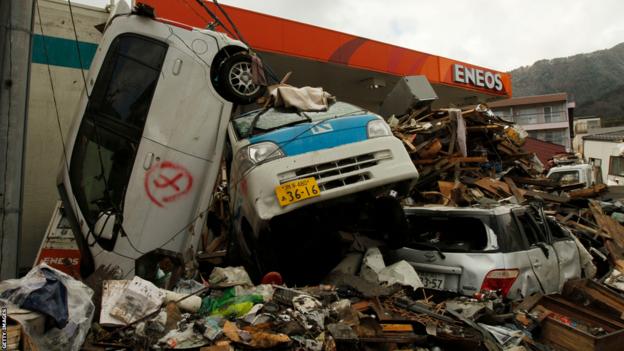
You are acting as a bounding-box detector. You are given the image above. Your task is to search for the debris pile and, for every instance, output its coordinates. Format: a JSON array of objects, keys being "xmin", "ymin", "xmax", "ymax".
[
  {"xmin": 389, "ymin": 104, "xmax": 608, "ymax": 206},
  {"xmin": 390, "ymin": 104, "xmax": 624, "ymax": 283},
  {"xmin": 6, "ymin": 261, "xmax": 624, "ymax": 351}
]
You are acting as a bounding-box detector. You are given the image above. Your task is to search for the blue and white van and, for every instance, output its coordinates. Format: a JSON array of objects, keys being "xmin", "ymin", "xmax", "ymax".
[{"xmin": 226, "ymin": 100, "xmax": 419, "ymax": 278}]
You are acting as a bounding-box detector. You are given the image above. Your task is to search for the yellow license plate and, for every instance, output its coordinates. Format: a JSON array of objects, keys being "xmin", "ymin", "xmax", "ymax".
[{"xmin": 275, "ymin": 177, "xmax": 321, "ymax": 207}]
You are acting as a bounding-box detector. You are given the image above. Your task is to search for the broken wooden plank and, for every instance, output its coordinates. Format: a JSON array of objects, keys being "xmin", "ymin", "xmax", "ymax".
[
  {"xmin": 503, "ymin": 177, "xmax": 525, "ymax": 203},
  {"xmin": 418, "ymin": 138, "xmax": 442, "ymax": 159},
  {"xmin": 589, "ymin": 200, "xmax": 624, "ymax": 248},
  {"xmin": 524, "ymin": 190, "xmax": 570, "ymax": 203},
  {"xmin": 474, "ymin": 178, "xmax": 512, "ymax": 198},
  {"xmin": 569, "ymin": 184, "xmax": 608, "ymax": 199},
  {"xmin": 605, "ymin": 240, "xmax": 624, "ymax": 272},
  {"xmin": 449, "ymin": 156, "xmax": 488, "ymax": 163},
  {"xmin": 412, "ymin": 158, "xmax": 438, "ymax": 165},
  {"xmin": 438, "ymin": 181, "xmax": 454, "ymax": 200}
]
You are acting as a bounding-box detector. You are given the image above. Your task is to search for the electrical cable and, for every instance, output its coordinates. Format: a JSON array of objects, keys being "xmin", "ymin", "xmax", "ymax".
[
  {"xmin": 35, "ymin": 1, "xmax": 141, "ymax": 266},
  {"xmin": 67, "ymin": 0, "xmax": 147, "ymax": 255},
  {"xmin": 212, "ymin": 0, "xmax": 246, "ymax": 44},
  {"xmin": 193, "ymin": 0, "xmax": 235, "ymax": 37},
  {"xmin": 34, "ymin": 2, "xmax": 72, "ymax": 211},
  {"xmin": 190, "ymin": 0, "xmax": 278, "ymax": 83},
  {"xmin": 179, "ymin": 0, "xmax": 210, "ymax": 24},
  {"xmin": 210, "ymin": 0, "xmax": 279, "ymax": 83},
  {"xmin": 65, "ymin": 2, "xmax": 218, "ymax": 257},
  {"xmin": 230, "ymin": 107, "xmax": 369, "ymax": 192}
]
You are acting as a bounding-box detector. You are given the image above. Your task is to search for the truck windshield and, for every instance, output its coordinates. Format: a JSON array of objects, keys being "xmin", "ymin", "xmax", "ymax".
[
  {"xmin": 232, "ymin": 101, "xmax": 366, "ymax": 138},
  {"xmin": 547, "ymin": 170, "xmax": 580, "ymax": 184}
]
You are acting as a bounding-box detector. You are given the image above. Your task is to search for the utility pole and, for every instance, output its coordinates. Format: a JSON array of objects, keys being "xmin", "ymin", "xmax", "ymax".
[{"xmin": 0, "ymin": 0, "xmax": 35, "ymax": 279}]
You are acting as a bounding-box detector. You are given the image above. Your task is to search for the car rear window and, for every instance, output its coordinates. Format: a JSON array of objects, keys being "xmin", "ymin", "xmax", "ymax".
[{"xmin": 405, "ymin": 214, "xmax": 491, "ymax": 252}]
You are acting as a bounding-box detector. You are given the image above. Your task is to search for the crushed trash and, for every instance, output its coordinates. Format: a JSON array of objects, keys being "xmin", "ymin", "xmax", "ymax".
[{"xmin": 0, "ymin": 264, "xmax": 94, "ymax": 351}]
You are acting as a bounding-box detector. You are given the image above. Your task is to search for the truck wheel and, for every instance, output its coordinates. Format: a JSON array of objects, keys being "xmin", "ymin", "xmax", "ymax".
[{"xmin": 218, "ymin": 53, "xmax": 266, "ymax": 104}]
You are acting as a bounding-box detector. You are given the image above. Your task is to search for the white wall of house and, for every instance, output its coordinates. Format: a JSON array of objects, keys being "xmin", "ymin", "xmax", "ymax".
[
  {"xmin": 23, "ymin": 0, "xmax": 107, "ymax": 270},
  {"xmin": 582, "ymin": 139, "xmax": 623, "ymax": 182}
]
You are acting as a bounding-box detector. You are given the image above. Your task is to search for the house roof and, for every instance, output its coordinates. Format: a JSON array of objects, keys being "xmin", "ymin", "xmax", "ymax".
[
  {"xmin": 488, "ymin": 93, "xmax": 568, "ymax": 108},
  {"xmin": 523, "ymin": 137, "xmax": 566, "ymax": 165},
  {"xmin": 583, "ymin": 128, "xmax": 624, "ymax": 142}
]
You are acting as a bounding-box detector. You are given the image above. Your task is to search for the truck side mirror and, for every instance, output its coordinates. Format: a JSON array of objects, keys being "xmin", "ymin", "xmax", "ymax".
[{"xmin": 94, "ymin": 211, "xmax": 117, "ymax": 240}]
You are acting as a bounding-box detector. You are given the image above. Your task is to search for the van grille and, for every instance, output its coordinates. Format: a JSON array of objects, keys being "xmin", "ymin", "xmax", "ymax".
[{"xmin": 279, "ymin": 151, "xmax": 391, "ymax": 191}]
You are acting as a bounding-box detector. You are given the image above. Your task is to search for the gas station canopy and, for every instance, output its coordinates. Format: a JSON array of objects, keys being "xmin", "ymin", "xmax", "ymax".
[{"xmin": 141, "ymin": 0, "xmax": 512, "ymax": 110}]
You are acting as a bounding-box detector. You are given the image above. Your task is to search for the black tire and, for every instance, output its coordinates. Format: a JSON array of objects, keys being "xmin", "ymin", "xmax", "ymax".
[{"xmin": 217, "ymin": 53, "xmax": 266, "ymax": 104}]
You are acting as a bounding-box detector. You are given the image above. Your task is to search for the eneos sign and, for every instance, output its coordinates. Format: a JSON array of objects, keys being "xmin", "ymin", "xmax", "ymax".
[{"xmin": 453, "ymin": 64, "xmax": 504, "ymax": 91}]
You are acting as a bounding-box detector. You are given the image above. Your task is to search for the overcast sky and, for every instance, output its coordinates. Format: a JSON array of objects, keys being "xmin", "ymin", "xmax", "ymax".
[{"xmin": 77, "ymin": 0, "xmax": 624, "ymax": 71}]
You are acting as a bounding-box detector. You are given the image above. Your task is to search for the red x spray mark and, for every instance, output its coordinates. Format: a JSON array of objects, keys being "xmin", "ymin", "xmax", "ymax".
[{"xmin": 144, "ymin": 161, "xmax": 193, "ymax": 208}]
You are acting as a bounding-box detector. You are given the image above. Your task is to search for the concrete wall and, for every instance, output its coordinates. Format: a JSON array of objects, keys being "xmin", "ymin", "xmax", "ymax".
[{"xmin": 22, "ymin": 0, "xmax": 107, "ymax": 270}]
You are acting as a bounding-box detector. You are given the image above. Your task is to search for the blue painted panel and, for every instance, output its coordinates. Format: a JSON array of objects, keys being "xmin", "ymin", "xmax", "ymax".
[
  {"xmin": 249, "ymin": 114, "xmax": 377, "ymax": 156},
  {"xmin": 31, "ymin": 34, "xmax": 97, "ymax": 69}
]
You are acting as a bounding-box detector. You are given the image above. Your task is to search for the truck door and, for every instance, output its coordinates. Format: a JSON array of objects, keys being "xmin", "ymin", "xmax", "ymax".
[
  {"xmin": 608, "ymin": 156, "xmax": 624, "ymax": 185},
  {"xmin": 514, "ymin": 210, "xmax": 560, "ymax": 294},
  {"xmin": 119, "ymin": 39, "xmax": 229, "ymax": 256},
  {"xmin": 68, "ymin": 34, "xmax": 168, "ymax": 253}
]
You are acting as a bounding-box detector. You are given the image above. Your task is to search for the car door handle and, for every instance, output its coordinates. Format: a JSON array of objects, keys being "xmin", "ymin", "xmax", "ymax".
[
  {"xmin": 533, "ymin": 262, "xmax": 543, "ymax": 268},
  {"xmin": 143, "ymin": 152, "xmax": 155, "ymax": 170}
]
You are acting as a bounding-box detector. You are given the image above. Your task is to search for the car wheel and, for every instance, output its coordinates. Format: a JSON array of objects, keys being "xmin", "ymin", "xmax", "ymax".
[{"xmin": 217, "ymin": 53, "xmax": 266, "ymax": 104}]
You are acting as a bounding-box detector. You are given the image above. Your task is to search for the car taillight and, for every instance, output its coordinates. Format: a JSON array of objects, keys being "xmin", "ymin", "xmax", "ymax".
[{"xmin": 480, "ymin": 269, "xmax": 519, "ymax": 297}]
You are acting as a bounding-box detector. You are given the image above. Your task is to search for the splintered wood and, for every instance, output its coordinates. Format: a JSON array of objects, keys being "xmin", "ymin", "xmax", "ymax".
[{"xmin": 392, "ymin": 104, "xmax": 545, "ymax": 205}]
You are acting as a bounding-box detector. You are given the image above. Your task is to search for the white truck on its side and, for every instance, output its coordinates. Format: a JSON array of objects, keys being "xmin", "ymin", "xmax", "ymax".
[{"xmin": 546, "ymin": 163, "xmax": 602, "ymax": 188}]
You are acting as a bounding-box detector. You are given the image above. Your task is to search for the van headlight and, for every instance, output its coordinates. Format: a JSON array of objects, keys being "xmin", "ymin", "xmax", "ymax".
[
  {"xmin": 236, "ymin": 141, "xmax": 284, "ymax": 176},
  {"xmin": 367, "ymin": 119, "xmax": 392, "ymax": 138}
]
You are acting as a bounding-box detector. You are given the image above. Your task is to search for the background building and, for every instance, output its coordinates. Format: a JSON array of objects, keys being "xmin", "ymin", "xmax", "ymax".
[
  {"xmin": 582, "ymin": 128, "xmax": 624, "ymax": 184},
  {"xmin": 489, "ymin": 93, "xmax": 573, "ymax": 150}
]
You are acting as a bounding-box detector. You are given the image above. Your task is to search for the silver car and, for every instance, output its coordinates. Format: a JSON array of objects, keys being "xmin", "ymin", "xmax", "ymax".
[{"xmin": 387, "ymin": 204, "xmax": 582, "ymax": 300}]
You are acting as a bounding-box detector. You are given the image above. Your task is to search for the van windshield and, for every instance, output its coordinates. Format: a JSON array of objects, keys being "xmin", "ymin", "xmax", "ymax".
[
  {"xmin": 232, "ymin": 101, "xmax": 366, "ymax": 138},
  {"xmin": 69, "ymin": 34, "xmax": 167, "ymax": 229},
  {"xmin": 405, "ymin": 213, "xmax": 493, "ymax": 252}
]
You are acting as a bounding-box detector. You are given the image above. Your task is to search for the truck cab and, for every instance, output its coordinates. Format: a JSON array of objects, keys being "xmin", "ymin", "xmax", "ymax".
[
  {"xmin": 546, "ymin": 163, "xmax": 602, "ymax": 188},
  {"xmin": 56, "ymin": 5, "xmax": 264, "ymax": 279}
]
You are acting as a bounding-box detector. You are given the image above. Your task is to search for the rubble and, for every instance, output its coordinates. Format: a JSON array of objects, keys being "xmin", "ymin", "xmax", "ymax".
[
  {"xmin": 6, "ymin": 98, "xmax": 624, "ymax": 350},
  {"xmin": 0, "ymin": 264, "xmax": 94, "ymax": 351},
  {"xmin": 392, "ymin": 102, "xmax": 624, "ymax": 283}
]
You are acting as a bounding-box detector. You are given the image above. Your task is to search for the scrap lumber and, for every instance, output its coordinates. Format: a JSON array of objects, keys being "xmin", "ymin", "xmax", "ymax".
[
  {"xmin": 588, "ymin": 200, "xmax": 621, "ymax": 242},
  {"xmin": 418, "ymin": 139, "xmax": 442, "ymax": 159},
  {"xmin": 569, "ymin": 184, "xmax": 608, "ymax": 199},
  {"xmin": 474, "ymin": 178, "xmax": 511, "ymax": 198},
  {"xmin": 503, "ymin": 177, "xmax": 525, "ymax": 203},
  {"xmin": 438, "ymin": 181, "xmax": 454, "ymax": 200},
  {"xmin": 524, "ymin": 190, "xmax": 569, "ymax": 204}
]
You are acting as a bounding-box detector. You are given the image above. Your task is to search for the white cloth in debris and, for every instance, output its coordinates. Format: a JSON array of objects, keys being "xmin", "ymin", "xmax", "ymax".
[
  {"xmin": 269, "ymin": 85, "xmax": 333, "ymax": 111},
  {"xmin": 360, "ymin": 247, "xmax": 424, "ymax": 290}
]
